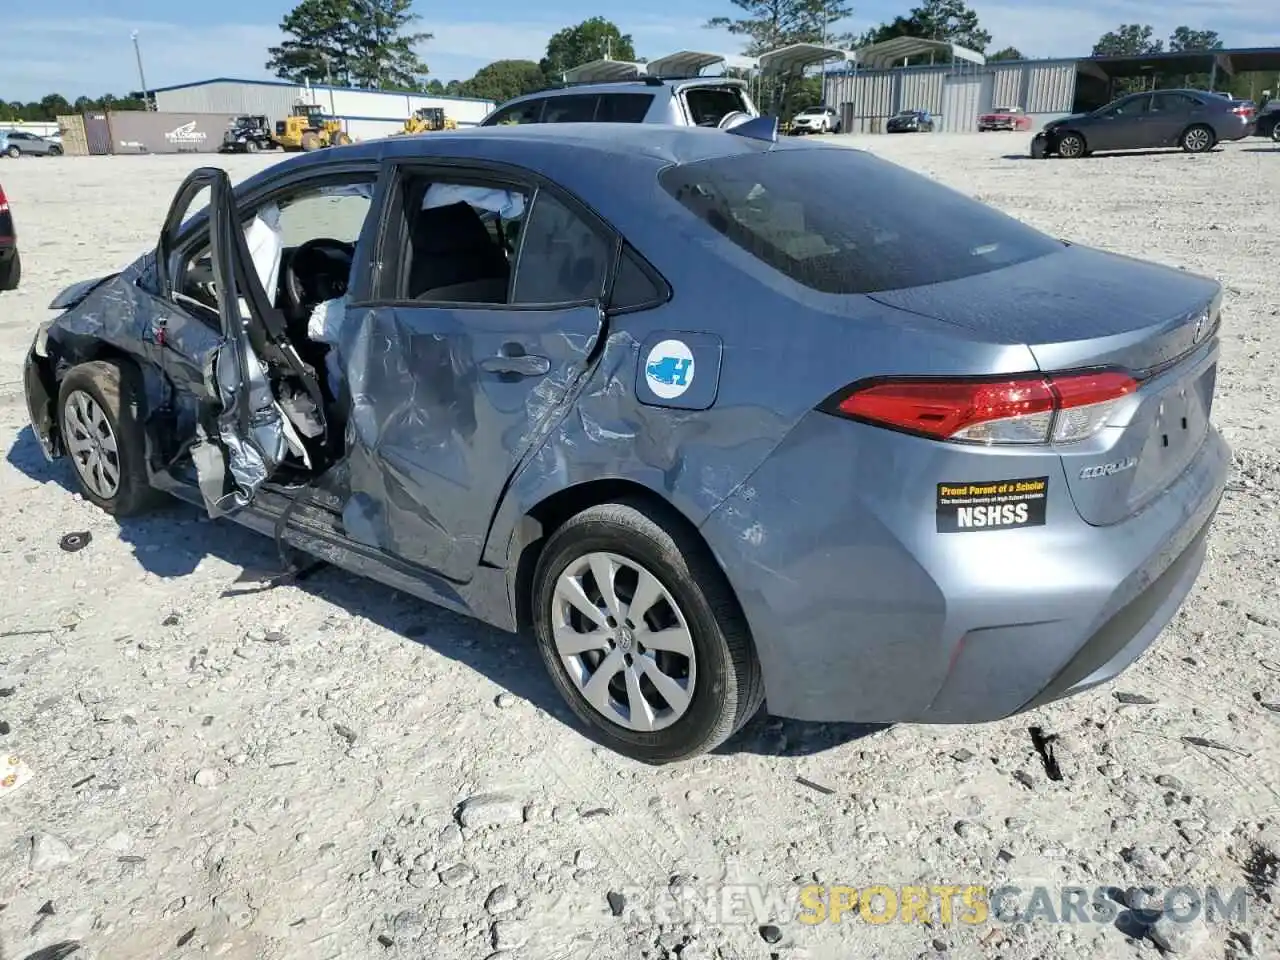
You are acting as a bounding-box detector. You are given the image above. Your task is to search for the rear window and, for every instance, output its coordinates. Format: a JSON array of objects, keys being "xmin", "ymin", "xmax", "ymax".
[
  {"xmin": 659, "ymin": 148, "xmax": 1062, "ymax": 295},
  {"xmin": 683, "ymin": 86, "xmax": 750, "ymax": 126}
]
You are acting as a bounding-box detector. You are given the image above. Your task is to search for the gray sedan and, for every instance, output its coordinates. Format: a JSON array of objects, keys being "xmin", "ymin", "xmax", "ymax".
[
  {"xmin": 1032, "ymin": 88, "xmax": 1254, "ymax": 158},
  {"xmin": 22, "ymin": 121, "xmax": 1228, "ymax": 762}
]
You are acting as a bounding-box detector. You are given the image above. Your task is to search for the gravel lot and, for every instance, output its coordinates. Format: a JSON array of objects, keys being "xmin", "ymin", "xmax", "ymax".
[{"xmin": 1, "ymin": 133, "xmax": 1278, "ymax": 960}]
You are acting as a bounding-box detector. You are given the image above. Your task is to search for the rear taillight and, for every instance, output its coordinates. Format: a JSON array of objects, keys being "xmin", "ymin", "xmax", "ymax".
[
  {"xmin": 1233, "ymin": 105, "xmax": 1254, "ymax": 117},
  {"xmin": 0, "ymin": 184, "xmax": 8, "ymax": 213},
  {"xmin": 827, "ymin": 370, "xmax": 1138, "ymax": 445}
]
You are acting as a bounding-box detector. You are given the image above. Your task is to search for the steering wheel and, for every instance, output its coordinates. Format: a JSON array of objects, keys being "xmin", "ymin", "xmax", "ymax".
[{"xmin": 284, "ymin": 237, "xmax": 355, "ymax": 316}]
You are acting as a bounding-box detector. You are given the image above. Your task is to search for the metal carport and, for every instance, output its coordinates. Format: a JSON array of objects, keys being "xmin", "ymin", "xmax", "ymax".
[
  {"xmin": 559, "ymin": 59, "xmax": 645, "ymax": 83},
  {"xmin": 845, "ymin": 37, "xmax": 987, "ymax": 132}
]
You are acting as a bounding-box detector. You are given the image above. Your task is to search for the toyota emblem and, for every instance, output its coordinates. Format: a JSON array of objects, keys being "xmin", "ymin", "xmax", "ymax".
[{"xmin": 1191, "ymin": 311, "xmax": 1207, "ymax": 344}]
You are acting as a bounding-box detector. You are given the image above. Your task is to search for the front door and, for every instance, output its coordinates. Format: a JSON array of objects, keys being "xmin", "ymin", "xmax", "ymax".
[
  {"xmin": 1092, "ymin": 93, "xmax": 1151, "ymax": 150},
  {"xmin": 337, "ymin": 165, "xmax": 613, "ymax": 582},
  {"xmin": 157, "ymin": 168, "xmax": 329, "ymax": 516}
]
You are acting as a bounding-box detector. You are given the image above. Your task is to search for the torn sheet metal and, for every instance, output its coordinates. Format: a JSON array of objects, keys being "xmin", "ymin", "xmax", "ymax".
[{"xmin": 332, "ymin": 298, "xmax": 603, "ymax": 581}]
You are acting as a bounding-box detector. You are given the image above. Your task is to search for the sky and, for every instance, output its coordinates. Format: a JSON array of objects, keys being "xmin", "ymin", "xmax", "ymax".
[{"xmin": 3, "ymin": 0, "xmax": 1278, "ymax": 103}]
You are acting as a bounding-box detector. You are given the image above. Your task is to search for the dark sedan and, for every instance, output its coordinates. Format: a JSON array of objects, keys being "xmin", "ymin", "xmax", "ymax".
[
  {"xmin": 886, "ymin": 110, "xmax": 934, "ymax": 133},
  {"xmin": 0, "ymin": 180, "xmax": 18, "ymax": 291},
  {"xmin": 1032, "ymin": 89, "xmax": 1254, "ymax": 158}
]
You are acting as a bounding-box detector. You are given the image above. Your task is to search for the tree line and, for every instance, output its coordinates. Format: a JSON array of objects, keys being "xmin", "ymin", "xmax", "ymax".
[{"xmin": 0, "ymin": 0, "xmax": 1258, "ymax": 122}]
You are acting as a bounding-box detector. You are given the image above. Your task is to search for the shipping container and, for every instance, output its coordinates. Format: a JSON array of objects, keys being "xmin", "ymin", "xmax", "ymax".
[{"xmin": 107, "ymin": 112, "xmax": 231, "ymax": 155}]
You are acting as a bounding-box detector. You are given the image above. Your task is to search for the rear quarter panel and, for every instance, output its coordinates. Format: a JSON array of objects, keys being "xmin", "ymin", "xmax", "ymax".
[{"xmin": 485, "ymin": 153, "xmax": 1041, "ymax": 562}]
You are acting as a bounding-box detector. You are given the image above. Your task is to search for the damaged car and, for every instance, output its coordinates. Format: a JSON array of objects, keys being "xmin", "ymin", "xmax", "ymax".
[{"xmin": 23, "ymin": 121, "xmax": 1229, "ymax": 763}]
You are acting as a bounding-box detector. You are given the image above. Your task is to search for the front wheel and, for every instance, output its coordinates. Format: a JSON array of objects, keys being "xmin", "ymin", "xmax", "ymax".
[
  {"xmin": 56, "ymin": 360, "xmax": 160, "ymax": 516},
  {"xmin": 531, "ymin": 500, "xmax": 765, "ymax": 764},
  {"xmin": 1181, "ymin": 124, "xmax": 1215, "ymax": 153},
  {"xmin": 48, "ymin": 145, "xmax": 62, "ymax": 156},
  {"xmin": 5, "ymin": 146, "xmax": 19, "ymax": 159},
  {"xmin": 1057, "ymin": 132, "xmax": 1086, "ymax": 159}
]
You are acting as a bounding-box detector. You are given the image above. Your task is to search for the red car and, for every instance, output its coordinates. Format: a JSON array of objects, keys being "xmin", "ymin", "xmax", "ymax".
[
  {"xmin": 978, "ymin": 106, "xmax": 1032, "ymax": 131},
  {"xmin": 0, "ymin": 180, "xmax": 18, "ymax": 292}
]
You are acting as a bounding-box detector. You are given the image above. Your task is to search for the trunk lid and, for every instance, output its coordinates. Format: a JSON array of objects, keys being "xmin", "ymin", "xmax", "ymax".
[{"xmin": 868, "ymin": 243, "xmax": 1222, "ymax": 526}]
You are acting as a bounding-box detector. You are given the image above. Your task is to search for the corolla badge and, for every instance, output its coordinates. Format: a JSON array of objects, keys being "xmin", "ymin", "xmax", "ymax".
[{"xmin": 1080, "ymin": 456, "xmax": 1138, "ymax": 480}]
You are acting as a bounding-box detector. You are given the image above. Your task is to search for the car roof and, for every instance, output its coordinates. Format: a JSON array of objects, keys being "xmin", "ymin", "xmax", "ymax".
[{"xmin": 493, "ymin": 76, "xmax": 747, "ymax": 107}]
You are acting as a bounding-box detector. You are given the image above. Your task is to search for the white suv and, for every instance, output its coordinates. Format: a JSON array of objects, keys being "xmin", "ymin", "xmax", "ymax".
[
  {"xmin": 481, "ymin": 77, "xmax": 759, "ymax": 129},
  {"xmin": 789, "ymin": 105, "xmax": 841, "ymax": 134}
]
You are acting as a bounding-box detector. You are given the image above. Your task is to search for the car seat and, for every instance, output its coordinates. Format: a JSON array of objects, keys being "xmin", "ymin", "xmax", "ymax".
[{"xmin": 408, "ymin": 201, "xmax": 510, "ymax": 302}]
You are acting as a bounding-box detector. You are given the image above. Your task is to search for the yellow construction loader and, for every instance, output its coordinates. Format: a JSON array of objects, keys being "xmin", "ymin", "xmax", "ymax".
[
  {"xmin": 273, "ymin": 100, "xmax": 353, "ymax": 151},
  {"xmin": 402, "ymin": 107, "xmax": 457, "ymax": 134}
]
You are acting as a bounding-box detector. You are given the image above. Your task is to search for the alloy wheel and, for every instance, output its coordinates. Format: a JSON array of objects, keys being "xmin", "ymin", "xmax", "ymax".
[
  {"xmin": 63, "ymin": 389, "xmax": 121, "ymax": 500},
  {"xmin": 1184, "ymin": 127, "xmax": 1211, "ymax": 152},
  {"xmin": 551, "ymin": 551, "xmax": 696, "ymax": 732}
]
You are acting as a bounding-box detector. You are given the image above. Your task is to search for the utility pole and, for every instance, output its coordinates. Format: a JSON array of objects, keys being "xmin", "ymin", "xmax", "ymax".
[
  {"xmin": 820, "ymin": 1, "xmax": 828, "ymax": 105},
  {"xmin": 131, "ymin": 30, "xmax": 153, "ymax": 109}
]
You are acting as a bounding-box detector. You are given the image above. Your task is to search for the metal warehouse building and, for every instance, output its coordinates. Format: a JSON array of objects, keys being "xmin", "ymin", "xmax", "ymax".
[
  {"xmin": 151, "ymin": 78, "xmax": 496, "ymax": 141},
  {"xmin": 816, "ymin": 38, "xmax": 1280, "ymax": 134},
  {"xmin": 823, "ymin": 56, "xmax": 1078, "ymax": 133}
]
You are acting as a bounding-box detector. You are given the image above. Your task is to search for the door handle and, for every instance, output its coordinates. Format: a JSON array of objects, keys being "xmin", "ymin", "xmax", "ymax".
[{"xmin": 480, "ymin": 354, "xmax": 550, "ymax": 377}]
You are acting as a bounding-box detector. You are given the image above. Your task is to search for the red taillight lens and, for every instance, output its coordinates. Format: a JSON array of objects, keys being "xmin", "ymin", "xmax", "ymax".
[
  {"xmin": 0, "ymin": 184, "xmax": 8, "ymax": 213},
  {"xmin": 1233, "ymin": 105, "xmax": 1254, "ymax": 117},
  {"xmin": 831, "ymin": 371, "xmax": 1138, "ymax": 445}
]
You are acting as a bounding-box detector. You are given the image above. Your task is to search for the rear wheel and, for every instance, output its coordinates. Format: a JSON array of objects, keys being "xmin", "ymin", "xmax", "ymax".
[
  {"xmin": 48, "ymin": 145, "xmax": 62, "ymax": 156},
  {"xmin": 246, "ymin": 139, "xmax": 259, "ymax": 153},
  {"xmin": 1271, "ymin": 122, "xmax": 1280, "ymax": 143},
  {"xmin": 531, "ymin": 499, "xmax": 765, "ymax": 764},
  {"xmin": 1057, "ymin": 132, "xmax": 1086, "ymax": 159},
  {"xmin": 1181, "ymin": 124, "xmax": 1214, "ymax": 153},
  {"xmin": 5, "ymin": 145, "xmax": 19, "ymax": 159},
  {"xmin": 300, "ymin": 132, "xmax": 320, "ymax": 152},
  {"xmin": 57, "ymin": 360, "xmax": 159, "ymax": 516}
]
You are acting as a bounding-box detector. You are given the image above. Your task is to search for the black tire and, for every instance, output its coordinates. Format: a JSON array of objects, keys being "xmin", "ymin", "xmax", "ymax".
[
  {"xmin": 1180, "ymin": 124, "xmax": 1215, "ymax": 153},
  {"xmin": 56, "ymin": 359, "xmax": 160, "ymax": 516},
  {"xmin": 5, "ymin": 145, "xmax": 20, "ymax": 159},
  {"xmin": 246, "ymin": 139, "xmax": 259, "ymax": 153},
  {"xmin": 1271, "ymin": 122, "xmax": 1280, "ymax": 143},
  {"xmin": 531, "ymin": 499, "xmax": 765, "ymax": 764},
  {"xmin": 1057, "ymin": 132, "xmax": 1086, "ymax": 159},
  {"xmin": 48, "ymin": 145, "xmax": 62, "ymax": 156},
  {"xmin": 0, "ymin": 249, "xmax": 19, "ymax": 291}
]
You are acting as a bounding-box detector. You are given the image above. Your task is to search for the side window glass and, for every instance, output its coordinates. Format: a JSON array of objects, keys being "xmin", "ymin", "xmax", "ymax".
[
  {"xmin": 608, "ymin": 245, "xmax": 666, "ymax": 312},
  {"xmin": 512, "ymin": 191, "xmax": 611, "ymax": 305},
  {"xmin": 596, "ymin": 93, "xmax": 654, "ymax": 123},
  {"xmin": 402, "ymin": 179, "xmax": 530, "ymax": 305},
  {"xmin": 488, "ymin": 99, "xmax": 544, "ymax": 126},
  {"xmin": 543, "ymin": 95, "xmax": 599, "ymax": 123}
]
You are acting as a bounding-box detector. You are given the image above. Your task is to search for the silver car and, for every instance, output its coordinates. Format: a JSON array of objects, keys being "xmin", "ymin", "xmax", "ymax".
[
  {"xmin": 481, "ymin": 77, "xmax": 758, "ymax": 129},
  {"xmin": 22, "ymin": 123, "xmax": 1228, "ymax": 763},
  {"xmin": 0, "ymin": 130, "xmax": 62, "ymax": 158}
]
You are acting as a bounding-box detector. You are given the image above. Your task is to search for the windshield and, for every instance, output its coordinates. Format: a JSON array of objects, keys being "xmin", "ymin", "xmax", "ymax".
[{"xmin": 658, "ymin": 147, "xmax": 1062, "ymax": 295}]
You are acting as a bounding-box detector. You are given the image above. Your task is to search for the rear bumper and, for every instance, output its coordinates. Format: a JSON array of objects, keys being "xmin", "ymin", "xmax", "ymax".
[{"xmin": 699, "ymin": 412, "xmax": 1229, "ymax": 724}]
